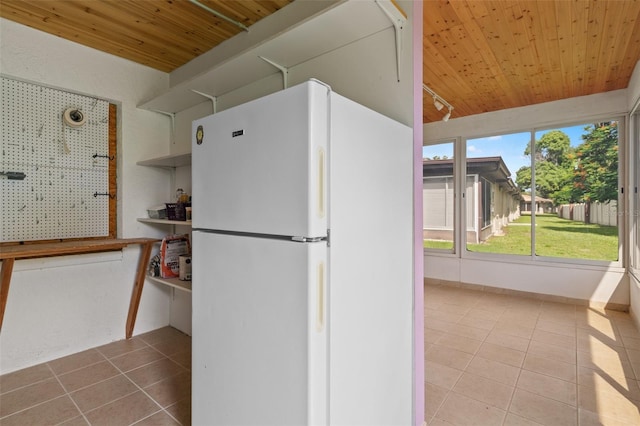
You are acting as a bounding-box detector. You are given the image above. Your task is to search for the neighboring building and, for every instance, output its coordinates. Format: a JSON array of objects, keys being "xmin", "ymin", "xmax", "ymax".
[
  {"xmin": 520, "ymin": 194, "xmax": 555, "ymax": 214},
  {"xmin": 423, "ymin": 156, "xmax": 522, "ymax": 244}
]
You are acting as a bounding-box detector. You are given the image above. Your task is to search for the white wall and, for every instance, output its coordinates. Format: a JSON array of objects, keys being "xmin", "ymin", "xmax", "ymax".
[
  {"xmin": 0, "ymin": 18, "xmax": 175, "ymax": 373},
  {"xmin": 0, "ymin": 0, "xmax": 419, "ymax": 374},
  {"xmin": 423, "ymin": 89, "xmax": 630, "ymax": 306},
  {"xmin": 628, "ymin": 60, "xmax": 640, "ymax": 325},
  {"xmin": 631, "ymin": 274, "xmax": 640, "ymax": 329},
  {"xmin": 628, "ymin": 60, "xmax": 640, "ymax": 112}
]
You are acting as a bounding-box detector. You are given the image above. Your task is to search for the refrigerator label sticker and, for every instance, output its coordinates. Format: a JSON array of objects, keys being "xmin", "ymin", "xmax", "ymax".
[
  {"xmin": 232, "ymin": 129, "xmax": 244, "ymax": 138},
  {"xmin": 196, "ymin": 125, "xmax": 204, "ymax": 145}
]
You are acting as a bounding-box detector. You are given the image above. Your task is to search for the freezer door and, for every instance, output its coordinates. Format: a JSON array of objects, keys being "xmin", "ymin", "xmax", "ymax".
[
  {"xmin": 192, "ymin": 231, "xmax": 328, "ymax": 426},
  {"xmin": 192, "ymin": 81, "xmax": 328, "ymax": 238}
]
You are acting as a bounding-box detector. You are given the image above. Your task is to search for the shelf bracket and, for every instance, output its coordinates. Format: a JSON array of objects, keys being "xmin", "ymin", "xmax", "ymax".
[
  {"xmin": 191, "ymin": 89, "xmax": 218, "ymax": 114},
  {"xmin": 259, "ymin": 56, "xmax": 289, "ymax": 90},
  {"xmin": 150, "ymin": 110, "xmax": 176, "ymax": 145},
  {"xmin": 375, "ymin": 0, "xmax": 407, "ymax": 82}
]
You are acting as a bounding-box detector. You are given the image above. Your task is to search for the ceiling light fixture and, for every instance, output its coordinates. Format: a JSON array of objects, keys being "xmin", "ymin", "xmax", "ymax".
[
  {"xmin": 423, "ymin": 84, "xmax": 454, "ymax": 122},
  {"xmin": 442, "ymin": 107, "xmax": 452, "ymax": 122}
]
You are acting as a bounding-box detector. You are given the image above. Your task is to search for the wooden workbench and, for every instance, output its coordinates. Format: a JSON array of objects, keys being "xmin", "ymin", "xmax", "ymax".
[{"xmin": 0, "ymin": 238, "xmax": 159, "ymax": 338}]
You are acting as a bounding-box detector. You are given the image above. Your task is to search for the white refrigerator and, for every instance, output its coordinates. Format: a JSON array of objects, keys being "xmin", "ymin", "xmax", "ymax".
[{"xmin": 191, "ymin": 79, "xmax": 414, "ymax": 425}]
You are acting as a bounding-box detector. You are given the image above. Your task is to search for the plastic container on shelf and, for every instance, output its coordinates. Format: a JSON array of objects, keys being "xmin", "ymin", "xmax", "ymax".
[{"xmin": 147, "ymin": 206, "xmax": 167, "ymax": 219}]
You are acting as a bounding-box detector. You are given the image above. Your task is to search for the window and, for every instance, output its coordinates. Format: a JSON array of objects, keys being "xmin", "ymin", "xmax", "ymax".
[
  {"xmin": 423, "ymin": 119, "xmax": 623, "ymax": 265},
  {"xmin": 465, "ymin": 133, "xmax": 531, "ymax": 255},
  {"xmin": 423, "ymin": 142, "xmax": 455, "ymax": 251},
  {"xmin": 461, "ymin": 122, "xmax": 621, "ymax": 263},
  {"xmin": 531, "ymin": 122, "xmax": 620, "ymax": 262}
]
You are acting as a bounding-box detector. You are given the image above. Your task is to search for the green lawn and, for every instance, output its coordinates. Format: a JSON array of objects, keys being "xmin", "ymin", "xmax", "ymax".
[{"xmin": 425, "ymin": 214, "xmax": 619, "ymax": 261}]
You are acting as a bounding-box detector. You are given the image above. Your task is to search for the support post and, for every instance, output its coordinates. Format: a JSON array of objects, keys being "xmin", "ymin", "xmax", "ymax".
[{"xmin": 126, "ymin": 241, "xmax": 155, "ymax": 338}]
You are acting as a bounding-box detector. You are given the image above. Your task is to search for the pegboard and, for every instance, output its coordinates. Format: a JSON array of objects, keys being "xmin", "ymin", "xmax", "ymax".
[{"xmin": 1, "ymin": 77, "xmax": 111, "ymax": 242}]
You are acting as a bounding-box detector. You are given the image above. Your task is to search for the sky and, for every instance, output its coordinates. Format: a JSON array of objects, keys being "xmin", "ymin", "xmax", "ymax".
[{"xmin": 423, "ymin": 124, "xmax": 590, "ymax": 179}]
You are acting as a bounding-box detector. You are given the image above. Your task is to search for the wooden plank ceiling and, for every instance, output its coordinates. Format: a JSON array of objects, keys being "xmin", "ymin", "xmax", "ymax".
[
  {"xmin": 424, "ymin": 0, "xmax": 640, "ymax": 123},
  {"xmin": 2, "ymin": 1, "xmax": 640, "ymax": 123},
  {"xmin": 0, "ymin": 0, "xmax": 293, "ymax": 72}
]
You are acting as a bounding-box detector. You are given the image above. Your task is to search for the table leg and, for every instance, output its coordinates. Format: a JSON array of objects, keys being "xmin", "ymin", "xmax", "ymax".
[
  {"xmin": 0, "ymin": 258, "xmax": 15, "ymax": 332},
  {"xmin": 125, "ymin": 242, "xmax": 154, "ymax": 338}
]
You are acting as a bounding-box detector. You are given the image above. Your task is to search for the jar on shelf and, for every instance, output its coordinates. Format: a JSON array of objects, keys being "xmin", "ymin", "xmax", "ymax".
[{"xmin": 173, "ymin": 188, "xmax": 190, "ymax": 221}]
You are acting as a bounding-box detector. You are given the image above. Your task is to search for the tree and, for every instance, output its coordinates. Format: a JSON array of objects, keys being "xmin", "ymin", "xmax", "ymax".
[
  {"xmin": 515, "ymin": 166, "xmax": 531, "ymax": 191},
  {"xmin": 517, "ymin": 130, "xmax": 574, "ymax": 203},
  {"xmin": 573, "ymin": 122, "xmax": 618, "ymax": 202},
  {"xmin": 511, "ymin": 123, "xmax": 619, "ymax": 206},
  {"xmin": 525, "ymin": 130, "xmax": 572, "ymax": 166},
  {"xmin": 537, "ymin": 161, "xmax": 574, "ymax": 204},
  {"xmin": 518, "ymin": 161, "xmax": 573, "ymax": 202}
]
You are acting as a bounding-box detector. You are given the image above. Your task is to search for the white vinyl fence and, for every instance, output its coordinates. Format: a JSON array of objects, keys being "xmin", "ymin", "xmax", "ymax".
[{"xmin": 557, "ymin": 201, "xmax": 618, "ymax": 226}]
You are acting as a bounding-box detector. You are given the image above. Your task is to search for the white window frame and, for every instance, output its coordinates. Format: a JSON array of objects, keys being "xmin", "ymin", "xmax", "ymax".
[
  {"xmin": 630, "ymin": 110, "xmax": 640, "ymax": 279},
  {"xmin": 422, "ymin": 139, "xmax": 458, "ymax": 254},
  {"xmin": 424, "ymin": 118, "xmax": 626, "ymax": 269}
]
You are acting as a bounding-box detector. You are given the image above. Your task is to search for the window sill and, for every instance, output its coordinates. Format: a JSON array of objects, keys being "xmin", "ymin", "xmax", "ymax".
[{"xmin": 424, "ymin": 249, "xmax": 625, "ymax": 273}]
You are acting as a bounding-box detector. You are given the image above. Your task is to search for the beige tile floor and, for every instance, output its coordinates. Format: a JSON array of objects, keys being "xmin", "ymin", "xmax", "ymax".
[
  {"xmin": 425, "ymin": 283, "xmax": 640, "ymax": 426},
  {"xmin": 3, "ymin": 284, "xmax": 640, "ymax": 426},
  {"xmin": 0, "ymin": 327, "xmax": 191, "ymax": 426}
]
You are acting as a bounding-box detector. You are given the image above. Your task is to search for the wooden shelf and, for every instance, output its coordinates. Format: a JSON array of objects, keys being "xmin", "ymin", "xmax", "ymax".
[
  {"xmin": 136, "ymin": 153, "xmax": 191, "ymax": 168},
  {"xmin": 0, "ymin": 238, "xmax": 159, "ymax": 260},
  {"xmin": 138, "ymin": 218, "xmax": 192, "ymax": 226},
  {"xmin": 0, "ymin": 238, "xmax": 160, "ymax": 337},
  {"xmin": 137, "ymin": 1, "xmax": 393, "ymax": 113},
  {"xmin": 136, "ymin": 155, "xmax": 192, "ymax": 228},
  {"xmin": 147, "ymin": 275, "xmax": 192, "ymax": 293}
]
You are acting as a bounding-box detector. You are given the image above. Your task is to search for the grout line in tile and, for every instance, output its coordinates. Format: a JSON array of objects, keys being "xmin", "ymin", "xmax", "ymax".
[
  {"xmin": 0, "ymin": 329, "xmax": 191, "ymax": 425},
  {"xmin": 104, "ymin": 357, "xmax": 166, "ymax": 406},
  {"xmin": 499, "ymin": 351, "xmax": 525, "ymax": 423},
  {"xmin": 131, "ymin": 367, "xmax": 188, "ymax": 392},
  {"xmin": 430, "ymin": 385, "xmax": 456, "ymax": 424},
  {"xmin": 107, "ymin": 345, "xmax": 180, "ymax": 374},
  {"xmin": 0, "ymin": 393, "xmax": 71, "ymax": 422},
  {"xmin": 100, "ymin": 346, "xmax": 190, "ymax": 423},
  {"xmin": 0, "ymin": 364, "xmax": 89, "ymax": 422},
  {"xmin": 80, "ymin": 388, "xmax": 156, "ymax": 419},
  {"xmin": 429, "ymin": 395, "xmax": 447, "ymax": 426},
  {"xmin": 429, "ymin": 288, "xmax": 576, "ymax": 425},
  {"xmin": 46, "ymin": 358, "xmax": 91, "ymax": 425},
  {"xmin": 93, "ymin": 339, "xmax": 153, "ymax": 360},
  {"xmin": 139, "ymin": 407, "xmax": 185, "ymax": 426},
  {"xmin": 71, "ymin": 388, "xmax": 141, "ymax": 423},
  {"xmin": 430, "ymin": 300, "xmax": 507, "ymax": 423},
  {"xmin": 427, "ymin": 286, "xmax": 640, "ymax": 425},
  {"xmin": 0, "ymin": 374, "xmax": 54, "ymax": 397}
]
